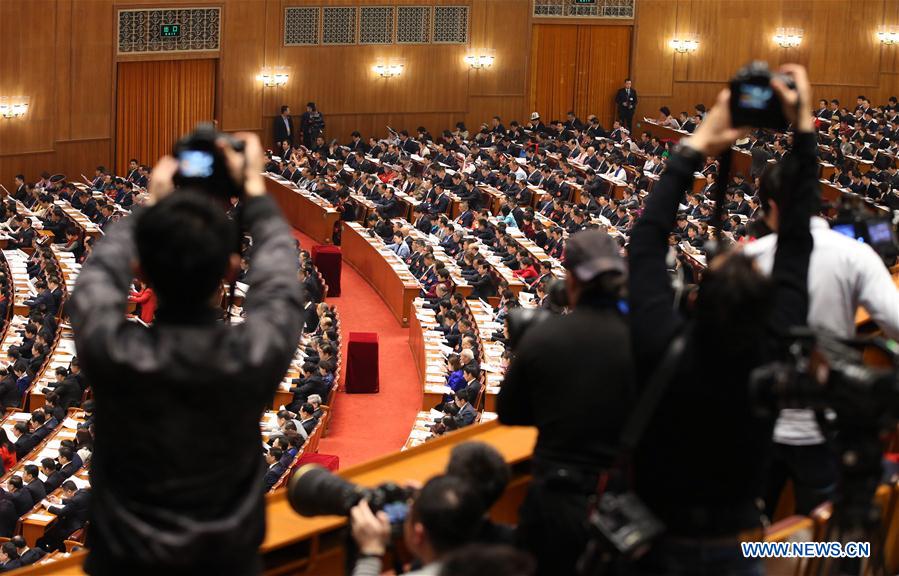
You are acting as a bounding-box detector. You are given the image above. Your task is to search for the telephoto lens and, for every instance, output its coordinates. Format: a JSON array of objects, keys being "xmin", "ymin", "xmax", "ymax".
[{"xmin": 287, "ymin": 464, "xmax": 363, "ymax": 517}]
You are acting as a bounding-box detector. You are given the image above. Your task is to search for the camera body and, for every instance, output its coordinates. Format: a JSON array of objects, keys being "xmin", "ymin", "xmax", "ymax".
[
  {"xmin": 173, "ymin": 123, "xmax": 245, "ymax": 199},
  {"xmin": 288, "ymin": 465, "xmax": 414, "ymax": 529},
  {"xmin": 831, "ymin": 198, "xmax": 899, "ymax": 265},
  {"xmin": 730, "ymin": 61, "xmax": 796, "ymax": 130}
]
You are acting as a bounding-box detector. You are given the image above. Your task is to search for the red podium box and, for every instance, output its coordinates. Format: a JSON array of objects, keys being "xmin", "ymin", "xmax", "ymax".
[
  {"xmin": 311, "ymin": 244, "xmax": 342, "ymax": 297},
  {"xmin": 296, "ymin": 452, "xmax": 340, "ymax": 472},
  {"xmin": 345, "ymin": 332, "xmax": 379, "ymax": 393}
]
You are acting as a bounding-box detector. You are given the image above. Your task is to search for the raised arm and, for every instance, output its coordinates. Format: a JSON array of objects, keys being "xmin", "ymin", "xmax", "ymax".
[{"xmin": 767, "ymin": 65, "xmax": 816, "ymax": 336}]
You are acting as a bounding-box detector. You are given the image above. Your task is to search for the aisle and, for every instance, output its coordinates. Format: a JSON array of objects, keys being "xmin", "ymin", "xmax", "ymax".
[{"xmin": 292, "ymin": 230, "xmax": 421, "ymax": 468}]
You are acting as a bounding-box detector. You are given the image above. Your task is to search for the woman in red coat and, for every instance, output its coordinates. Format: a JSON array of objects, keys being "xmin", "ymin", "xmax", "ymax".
[
  {"xmin": 0, "ymin": 429, "xmax": 16, "ymax": 472},
  {"xmin": 128, "ymin": 279, "xmax": 157, "ymax": 324}
]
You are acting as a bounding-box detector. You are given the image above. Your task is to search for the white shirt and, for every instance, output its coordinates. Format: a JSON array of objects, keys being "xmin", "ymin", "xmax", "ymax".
[
  {"xmin": 282, "ymin": 116, "xmax": 291, "ymax": 135},
  {"xmin": 742, "ymin": 216, "xmax": 899, "ymax": 444}
]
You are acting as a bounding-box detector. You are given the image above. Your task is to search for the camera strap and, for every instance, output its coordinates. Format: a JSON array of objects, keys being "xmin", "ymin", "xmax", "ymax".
[{"xmin": 618, "ymin": 328, "xmax": 688, "ymax": 469}]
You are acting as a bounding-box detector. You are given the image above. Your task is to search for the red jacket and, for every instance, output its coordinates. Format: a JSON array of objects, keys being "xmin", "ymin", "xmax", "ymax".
[
  {"xmin": 513, "ymin": 265, "xmax": 538, "ymax": 282},
  {"xmin": 129, "ymin": 288, "xmax": 158, "ymax": 324},
  {"xmin": 0, "ymin": 444, "xmax": 16, "ymax": 472}
]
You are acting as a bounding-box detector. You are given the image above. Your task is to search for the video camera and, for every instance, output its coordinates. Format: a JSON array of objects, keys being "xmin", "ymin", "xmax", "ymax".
[
  {"xmin": 173, "ymin": 123, "xmax": 245, "ymax": 199},
  {"xmin": 751, "ymin": 330, "xmax": 899, "ymax": 540},
  {"xmin": 831, "ymin": 196, "xmax": 899, "ymax": 265},
  {"xmin": 287, "ymin": 464, "xmax": 414, "ymax": 534},
  {"xmin": 730, "ymin": 61, "xmax": 797, "ymax": 130}
]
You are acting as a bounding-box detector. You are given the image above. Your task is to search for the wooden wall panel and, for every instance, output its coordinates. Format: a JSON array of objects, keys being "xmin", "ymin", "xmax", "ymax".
[
  {"xmin": 0, "ymin": 0, "xmax": 531, "ymax": 185},
  {"xmin": 529, "ymin": 24, "xmax": 630, "ymax": 127},
  {"xmin": 632, "ymin": 0, "xmax": 899, "ymax": 126}
]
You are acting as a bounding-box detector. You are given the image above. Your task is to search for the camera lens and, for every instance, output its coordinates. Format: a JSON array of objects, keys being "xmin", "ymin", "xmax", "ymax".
[{"xmin": 287, "ymin": 464, "xmax": 361, "ymax": 517}]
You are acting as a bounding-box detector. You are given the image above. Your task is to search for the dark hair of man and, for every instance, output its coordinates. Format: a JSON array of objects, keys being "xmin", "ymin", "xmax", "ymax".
[
  {"xmin": 10, "ymin": 536, "xmax": 24, "ymax": 549},
  {"xmin": 8, "ymin": 476, "xmax": 22, "ymax": 490},
  {"xmin": 463, "ymin": 364, "xmax": 480, "ymax": 378},
  {"xmin": 23, "ymin": 464, "xmax": 38, "ymax": 479},
  {"xmin": 268, "ymin": 447, "xmax": 283, "ymax": 461},
  {"xmin": 61, "ymin": 480, "xmax": 77, "ymax": 492},
  {"xmin": 446, "ymin": 442, "xmax": 510, "ymax": 508},
  {"xmin": 135, "ymin": 191, "xmax": 237, "ymax": 312},
  {"xmin": 1, "ymin": 542, "xmax": 18, "ymax": 560},
  {"xmin": 280, "ymin": 105, "xmax": 289, "ymax": 114},
  {"xmin": 14, "ymin": 422, "xmax": 28, "ymax": 436},
  {"xmin": 59, "ymin": 446, "xmax": 74, "ymax": 462},
  {"xmin": 41, "ymin": 457, "xmax": 57, "ymax": 471},
  {"xmin": 411, "ymin": 474, "xmax": 484, "ymax": 556},
  {"xmin": 31, "ymin": 411, "xmax": 45, "ymax": 425},
  {"xmin": 300, "ymin": 402, "xmax": 314, "ymax": 416}
]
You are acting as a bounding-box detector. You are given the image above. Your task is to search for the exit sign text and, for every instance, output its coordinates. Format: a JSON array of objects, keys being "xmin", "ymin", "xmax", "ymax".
[
  {"xmin": 161, "ymin": 24, "xmax": 181, "ymax": 37},
  {"xmin": 572, "ymin": 0, "xmax": 597, "ymax": 4}
]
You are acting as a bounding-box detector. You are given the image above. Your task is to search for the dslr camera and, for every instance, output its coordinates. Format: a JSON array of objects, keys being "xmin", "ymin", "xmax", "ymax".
[
  {"xmin": 173, "ymin": 122, "xmax": 245, "ymax": 199},
  {"xmin": 288, "ymin": 464, "xmax": 414, "ymax": 533},
  {"xmin": 730, "ymin": 61, "xmax": 796, "ymax": 130}
]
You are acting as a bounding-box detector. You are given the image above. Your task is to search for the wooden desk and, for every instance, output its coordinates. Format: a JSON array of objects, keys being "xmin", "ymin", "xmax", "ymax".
[
  {"xmin": 264, "ymin": 176, "xmax": 339, "ymax": 245},
  {"xmin": 638, "ymin": 119, "xmax": 688, "ymax": 143},
  {"xmin": 341, "ymin": 222, "xmax": 420, "ymax": 326}
]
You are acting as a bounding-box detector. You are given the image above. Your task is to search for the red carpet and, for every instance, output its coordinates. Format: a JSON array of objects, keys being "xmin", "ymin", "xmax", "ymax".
[{"xmin": 293, "ymin": 230, "xmax": 420, "ymax": 468}]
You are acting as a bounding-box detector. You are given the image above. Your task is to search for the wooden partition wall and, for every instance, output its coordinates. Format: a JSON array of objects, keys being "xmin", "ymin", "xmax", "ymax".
[
  {"xmin": 631, "ymin": 0, "xmax": 899, "ymax": 129},
  {"xmin": 529, "ymin": 24, "xmax": 632, "ymax": 128},
  {"xmin": 115, "ymin": 59, "xmax": 217, "ymax": 174}
]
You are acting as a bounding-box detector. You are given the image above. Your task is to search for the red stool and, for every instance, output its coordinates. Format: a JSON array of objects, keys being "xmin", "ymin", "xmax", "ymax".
[
  {"xmin": 345, "ymin": 332, "xmax": 379, "ymax": 393},
  {"xmin": 311, "ymin": 245, "xmax": 342, "ymax": 297},
  {"xmin": 296, "ymin": 453, "xmax": 340, "ymax": 472}
]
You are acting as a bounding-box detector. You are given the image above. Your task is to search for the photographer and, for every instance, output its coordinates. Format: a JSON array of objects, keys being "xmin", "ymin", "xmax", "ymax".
[
  {"xmin": 745, "ymin": 143, "xmax": 899, "ymax": 517},
  {"xmin": 497, "ymin": 230, "xmax": 634, "ymax": 576},
  {"xmin": 348, "ymin": 474, "xmax": 485, "ymax": 576},
  {"xmin": 70, "ymin": 133, "xmax": 304, "ymax": 575},
  {"xmin": 628, "ymin": 64, "xmax": 816, "ymax": 574}
]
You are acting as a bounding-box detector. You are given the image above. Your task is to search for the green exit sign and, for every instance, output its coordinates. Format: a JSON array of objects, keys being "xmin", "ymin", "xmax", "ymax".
[
  {"xmin": 572, "ymin": 0, "xmax": 597, "ymax": 4},
  {"xmin": 161, "ymin": 24, "xmax": 181, "ymax": 37}
]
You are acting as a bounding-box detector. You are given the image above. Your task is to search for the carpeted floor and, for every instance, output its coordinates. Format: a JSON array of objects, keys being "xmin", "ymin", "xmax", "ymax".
[{"xmin": 292, "ymin": 229, "xmax": 420, "ymax": 468}]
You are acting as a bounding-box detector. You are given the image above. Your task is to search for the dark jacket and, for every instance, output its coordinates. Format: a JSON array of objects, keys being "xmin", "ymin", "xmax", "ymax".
[
  {"xmin": 627, "ymin": 132, "xmax": 815, "ymax": 537},
  {"xmin": 70, "ymin": 195, "xmax": 304, "ymax": 574},
  {"xmin": 499, "ymin": 299, "xmax": 634, "ymax": 469},
  {"xmin": 48, "ymin": 489, "xmax": 91, "ymax": 539},
  {"xmin": 25, "ymin": 479, "xmax": 46, "ymax": 504}
]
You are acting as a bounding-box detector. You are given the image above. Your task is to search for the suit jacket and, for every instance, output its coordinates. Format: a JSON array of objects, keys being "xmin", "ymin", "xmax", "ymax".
[
  {"xmin": 25, "ymin": 479, "xmax": 46, "ymax": 504},
  {"xmin": 18, "ymin": 547, "xmax": 46, "ymax": 565},
  {"xmin": 615, "ymin": 87, "xmax": 638, "ymax": 112},
  {"xmin": 9, "ymin": 488, "xmax": 32, "ymax": 516},
  {"xmin": 454, "ymin": 402, "xmax": 477, "ymax": 427},
  {"xmin": 47, "ymin": 489, "xmax": 90, "ymax": 538},
  {"xmin": 0, "ymin": 499, "xmax": 16, "ymax": 537},
  {"xmin": 43, "ymin": 471, "xmax": 65, "ymax": 493},
  {"xmin": 273, "ymin": 115, "xmax": 295, "ymax": 146},
  {"xmin": 13, "ymin": 434, "xmax": 37, "ymax": 460},
  {"xmin": 263, "ymin": 462, "xmax": 286, "ymax": 491},
  {"xmin": 60, "ymin": 453, "xmax": 83, "ymax": 479}
]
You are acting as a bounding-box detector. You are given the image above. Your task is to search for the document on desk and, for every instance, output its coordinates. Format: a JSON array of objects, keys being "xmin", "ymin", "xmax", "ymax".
[{"xmin": 29, "ymin": 513, "xmax": 55, "ymax": 522}]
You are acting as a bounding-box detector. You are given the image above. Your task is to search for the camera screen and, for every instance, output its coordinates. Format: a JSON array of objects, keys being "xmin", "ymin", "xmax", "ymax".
[
  {"xmin": 832, "ymin": 223, "xmax": 860, "ymax": 241},
  {"xmin": 737, "ymin": 84, "xmax": 774, "ymax": 111},
  {"xmin": 179, "ymin": 150, "xmax": 214, "ymax": 178},
  {"xmin": 868, "ymin": 220, "xmax": 893, "ymax": 245}
]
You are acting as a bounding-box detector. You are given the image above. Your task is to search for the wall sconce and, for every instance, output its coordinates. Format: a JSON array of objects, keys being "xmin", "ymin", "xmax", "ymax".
[
  {"xmin": 257, "ymin": 67, "xmax": 289, "ymax": 87},
  {"xmin": 0, "ymin": 98, "xmax": 28, "ymax": 119},
  {"xmin": 878, "ymin": 27, "xmax": 899, "ymax": 45},
  {"xmin": 373, "ymin": 63, "xmax": 404, "ymax": 78},
  {"xmin": 773, "ymin": 27, "xmax": 803, "ymax": 48},
  {"xmin": 464, "ymin": 53, "xmax": 495, "ymax": 69},
  {"xmin": 669, "ymin": 38, "xmax": 699, "ymax": 53}
]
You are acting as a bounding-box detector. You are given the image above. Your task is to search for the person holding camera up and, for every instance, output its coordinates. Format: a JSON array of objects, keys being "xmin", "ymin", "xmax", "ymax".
[
  {"xmin": 70, "ymin": 133, "xmax": 304, "ymax": 575},
  {"xmin": 628, "ymin": 64, "xmax": 816, "ymax": 575},
  {"xmin": 497, "ymin": 230, "xmax": 635, "ymax": 576},
  {"xmin": 348, "ymin": 474, "xmax": 486, "ymax": 576}
]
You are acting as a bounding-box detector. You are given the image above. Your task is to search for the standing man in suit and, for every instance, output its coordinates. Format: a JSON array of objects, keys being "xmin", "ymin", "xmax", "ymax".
[
  {"xmin": 615, "ymin": 78, "xmax": 638, "ymax": 132},
  {"xmin": 273, "ymin": 105, "xmax": 294, "ymax": 150}
]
